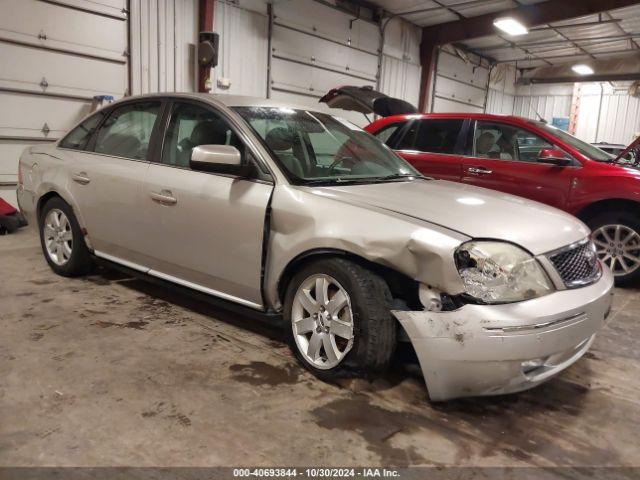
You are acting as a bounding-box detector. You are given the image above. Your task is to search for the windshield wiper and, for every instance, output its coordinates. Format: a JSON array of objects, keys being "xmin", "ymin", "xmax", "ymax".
[{"xmin": 372, "ymin": 173, "xmax": 429, "ymax": 182}]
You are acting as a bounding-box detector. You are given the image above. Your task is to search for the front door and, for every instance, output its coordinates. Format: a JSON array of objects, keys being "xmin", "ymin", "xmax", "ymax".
[
  {"xmin": 393, "ymin": 118, "xmax": 466, "ymax": 182},
  {"xmin": 143, "ymin": 101, "xmax": 273, "ymax": 308},
  {"xmin": 461, "ymin": 120, "xmax": 576, "ymax": 210}
]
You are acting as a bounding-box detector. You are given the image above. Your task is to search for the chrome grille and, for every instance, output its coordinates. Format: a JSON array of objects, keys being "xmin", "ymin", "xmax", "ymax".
[{"xmin": 548, "ymin": 240, "xmax": 601, "ymax": 288}]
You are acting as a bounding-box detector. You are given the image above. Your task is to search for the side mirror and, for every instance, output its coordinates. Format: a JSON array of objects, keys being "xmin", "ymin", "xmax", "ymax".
[
  {"xmin": 190, "ymin": 144, "xmax": 253, "ymax": 176},
  {"xmin": 538, "ymin": 148, "xmax": 571, "ymax": 166}
]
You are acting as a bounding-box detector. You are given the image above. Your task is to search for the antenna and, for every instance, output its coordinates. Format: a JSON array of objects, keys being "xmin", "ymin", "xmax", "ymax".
[{"xmin": 527, "ymin": 82, "xmax": 546, "ymax": 123}]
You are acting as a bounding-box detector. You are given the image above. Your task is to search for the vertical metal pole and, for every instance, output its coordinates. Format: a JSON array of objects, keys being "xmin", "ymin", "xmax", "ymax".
[
  {"xmin": 198, "ymin": 0, "xmax": 215, "ymax": 92},
  {"xmin": 595, "ymin": 82, "xmax": 604, "ymax": 142},
  {"xmin": 266, "ymin": 2, "xmax": 273, "ymax": 99}
]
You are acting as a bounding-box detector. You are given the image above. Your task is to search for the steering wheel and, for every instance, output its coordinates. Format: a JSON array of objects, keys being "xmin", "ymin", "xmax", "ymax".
[{"xmin": 327, "ymin": 155, "xmax": 353, "ymax": 175}]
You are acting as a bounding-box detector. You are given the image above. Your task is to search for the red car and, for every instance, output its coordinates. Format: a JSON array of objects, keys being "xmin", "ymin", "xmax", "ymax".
[{"xmin": 321, "ymin": 86, "xmax": 640, "ymax": 285}]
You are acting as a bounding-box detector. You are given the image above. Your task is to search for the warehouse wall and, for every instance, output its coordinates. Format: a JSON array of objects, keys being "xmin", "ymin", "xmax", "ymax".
[
  {"xmin": 209, "ymin": 0, "xmax": 421, "ymax": 126},
  {"xmin": 575, "ymin": 82, "xmax": 640, "ymax": 145},
  {"xmin": 513, "ymin": 83, "xmax": 573, "ymax": 123},
  {"xmin": 0, "ymin": 0, "xmax": 198, "ymax": 207},
  {"xmin": 129, "ymin": 0, "xmax": 198, "ymax": 94}
]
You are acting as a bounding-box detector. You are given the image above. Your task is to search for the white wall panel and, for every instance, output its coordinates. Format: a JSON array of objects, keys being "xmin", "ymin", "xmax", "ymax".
[
  {"xmin": 380, "ymin": 55, "xmax": 420, "ymax": 109},
  {"xmin": 210, "ymin": 0, "xmax": 268, "ymax": 97},
  {"xmin": 379, "ymin": 18, "xmax": 420, "ymax": 108},
  {"xmin": 485, "ymin": 64, "xmax": 517, "ymax": 115},
  {"xmin": 513, "ymin": 94, "xmax": 572, "ymax": 122},
  {"xmin": 130, "ymin": 0, "xmax": 198, "ymax": 94},
  {"xmin": 575, "ymin": 83, "xmax": 640, "ymax": 144}
]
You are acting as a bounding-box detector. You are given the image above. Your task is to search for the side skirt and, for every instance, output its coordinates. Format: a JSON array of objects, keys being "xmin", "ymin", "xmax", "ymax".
[{"xmin": 92, "ymin": 255, "xmax": 284, "ymax": 325}]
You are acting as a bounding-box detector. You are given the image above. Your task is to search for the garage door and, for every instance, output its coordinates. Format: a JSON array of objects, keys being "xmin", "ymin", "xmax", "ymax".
[
  {"xmin": 270, "ymin": 0, "xmax": 380, "ymax": 126},
  {"xmin": 432, "ymin": 48, "xmax": 489, "ymax": 113},
  {"xmin": 0, "ymin": 0, "xmax": 128, "ymax": 206}
]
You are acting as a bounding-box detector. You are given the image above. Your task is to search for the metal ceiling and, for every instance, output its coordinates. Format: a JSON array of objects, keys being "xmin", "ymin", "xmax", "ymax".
[{"xmin": 367, "ymin": 0, "xmax": 640, "ymax": 68}]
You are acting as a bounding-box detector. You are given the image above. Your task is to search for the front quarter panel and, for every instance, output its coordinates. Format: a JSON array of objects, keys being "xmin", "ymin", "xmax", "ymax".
[{"xmin": 264, "ymin": 185, "xmax": 469, "ymax": 310}]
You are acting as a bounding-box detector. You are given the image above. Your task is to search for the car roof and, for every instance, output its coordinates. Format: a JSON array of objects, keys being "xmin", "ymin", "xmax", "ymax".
[
  {"xmin": 380, "ymin": 112, "xmax": 539, "ymax": 125},
  {"xmin": 106, "ymin": 92, "xmax": 320, "ymax": 113}
]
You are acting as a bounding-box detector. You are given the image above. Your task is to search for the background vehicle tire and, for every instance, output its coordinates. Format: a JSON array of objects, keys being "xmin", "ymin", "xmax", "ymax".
[
  {"xmin": 587, "ymin": 211, "xmax": 640, "ymax": 286},
  {"xmin": 39, "ymin": 197, "xmax": 93, "ymax": 277},
  {"xmin": 284, "ymin": 257, "xmax": 397, "ymax": 381}
]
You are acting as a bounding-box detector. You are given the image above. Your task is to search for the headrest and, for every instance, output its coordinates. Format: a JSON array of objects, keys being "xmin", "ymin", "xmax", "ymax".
[
  {"xmin": 265, "ymin": 127, "xmax": 294, "ymax": 151},
  {"xmin": 190, "ymin": 120, "xmax": 228, "ymax": 146}
]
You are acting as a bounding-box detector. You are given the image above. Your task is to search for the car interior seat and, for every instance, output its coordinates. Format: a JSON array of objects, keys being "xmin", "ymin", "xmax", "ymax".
[{"xmin": 265, "ymin": 127, "xmax": 305, "ymax": 177}]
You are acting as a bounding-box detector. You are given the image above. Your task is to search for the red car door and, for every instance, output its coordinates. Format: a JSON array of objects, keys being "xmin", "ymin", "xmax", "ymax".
[
  {"xmin": 461, "ymin": 120, "xmax": 576, "ymax": 210},
  {"xmin": 392, "ymin": 118, "xmax": 466, "ymax": 182}
]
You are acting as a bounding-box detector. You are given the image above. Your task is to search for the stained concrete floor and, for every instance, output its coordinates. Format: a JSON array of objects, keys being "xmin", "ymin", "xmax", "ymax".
[{"xmin": 1, "ymin": 228, "xmax": 639, "ymax": 469}]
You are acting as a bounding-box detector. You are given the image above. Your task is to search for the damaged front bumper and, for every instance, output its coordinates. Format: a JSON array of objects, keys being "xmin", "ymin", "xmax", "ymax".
[{"xmin": 393, "ymin": 266, "xmax": 614, "ymax": 401}]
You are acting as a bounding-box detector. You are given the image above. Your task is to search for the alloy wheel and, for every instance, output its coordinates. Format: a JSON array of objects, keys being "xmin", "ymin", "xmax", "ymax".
[
  {"xmin": 43, "ymin": 208, "xmax": 73, "ymax": 266},
  {"xmin": 592, "ymin": 224, "xmax": 640, "ymax": 276},
  {"xmin": 291, "ymin": 274, "xmax": 354, "ymax": 369}
]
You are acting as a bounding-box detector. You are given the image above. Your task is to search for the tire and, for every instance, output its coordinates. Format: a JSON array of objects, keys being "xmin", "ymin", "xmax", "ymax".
[
  {"xmin": 283, "ymin": 257, "xmax": 397, "ymax": 381},
  {"xmin": 39, "ymin": 196, "xmax": 93, "ymax": 277},
  {"xmin": 587, "ymin": 211, "xmax": 640, "ymax": 287}
]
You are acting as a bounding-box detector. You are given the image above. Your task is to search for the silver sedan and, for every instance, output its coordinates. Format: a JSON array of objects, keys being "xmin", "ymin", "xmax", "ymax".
[{"xmin": 17, "ymin": 93, "xmax": 613, "ymax": 401}]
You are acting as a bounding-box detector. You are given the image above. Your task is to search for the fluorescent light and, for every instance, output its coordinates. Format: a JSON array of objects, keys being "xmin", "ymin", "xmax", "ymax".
[
  {"xmin": 493, "ymin": 17, "xmax": 528, "ymax": 36},
  {"xmin": 572, "ymin": 64, "xmax": 594, "ymax": 75}
]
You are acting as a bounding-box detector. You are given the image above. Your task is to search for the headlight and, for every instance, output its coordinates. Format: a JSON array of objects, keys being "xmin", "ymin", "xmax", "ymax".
[{"xmin": 455, "ymin": 241, "xmax": 554, "ymax": 303}]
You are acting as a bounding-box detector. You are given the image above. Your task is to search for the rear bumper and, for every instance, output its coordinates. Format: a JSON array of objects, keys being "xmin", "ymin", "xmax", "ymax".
[
  {"xmin": 393, "ymin": 265, "xmax": 614, "ymax": 401},
  {"xmin": 16, "ymin": 186, "xmax": 36, "ymax": 226}
]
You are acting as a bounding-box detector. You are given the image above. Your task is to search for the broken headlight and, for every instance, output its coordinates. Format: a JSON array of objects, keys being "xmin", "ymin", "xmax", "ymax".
[{"xmin": 455, "ymin": 241, "xmax": 554, "ymax": 304}]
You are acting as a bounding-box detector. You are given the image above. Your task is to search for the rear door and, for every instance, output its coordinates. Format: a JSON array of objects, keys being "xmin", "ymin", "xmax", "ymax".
[
  {"xmin": 460, "ymin": 120, "xmax": 576, "ymax": 209},
  {"xmin": 391, "ymin": 118, "xmax": 466, "ymax": 182},
  {"xmin": 63, "ymin": 100, "xmax": 162, "ymax": 266},
  {"xmin": 142, "ymin": 100, "xmax": 273, "ymax": 308}
]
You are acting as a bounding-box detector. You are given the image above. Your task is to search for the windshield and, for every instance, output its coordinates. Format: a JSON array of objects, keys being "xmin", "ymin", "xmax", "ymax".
[
  {"xmin": 233, "ymin": 106, "xmax": 421, "ymax": 185},
  {"xmin": 529, "ymin": 120, "xmax": 612, "ymax": 161}
]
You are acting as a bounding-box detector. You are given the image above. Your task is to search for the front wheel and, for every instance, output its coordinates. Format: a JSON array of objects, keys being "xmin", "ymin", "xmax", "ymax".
[
  {"xmin": 284, "ymin": 257, "xmax": 396, "ymax": 380},
  {"xmin": 588, "ymin": 212, "xmax": 640, "ymax": 286}
]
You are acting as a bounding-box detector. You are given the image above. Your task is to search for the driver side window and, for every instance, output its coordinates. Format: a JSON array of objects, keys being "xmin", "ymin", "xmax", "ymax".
[
  {"xmin": 162, "ymin": 102, "xmax": 245, "ymax": 169},
  {"xmin": 474, "ymin": 121, "xmax": 553, "ymax": 163}
]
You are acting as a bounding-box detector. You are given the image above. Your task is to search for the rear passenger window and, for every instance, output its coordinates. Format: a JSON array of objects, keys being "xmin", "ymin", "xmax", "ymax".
[
  {"xmin": 396, "ymin": 119, "xmax": 463, "ymax": 154},
  {"xmin": 59, "ymin": 112, "xmax": 105, "ymax": 151},
  {"xmin": 373, "ymin": 122, "xmax": 404, "ymax": 146},
  {"xmin": 93, "ymin": 102, "xmax": 161, "ymax": 160}
]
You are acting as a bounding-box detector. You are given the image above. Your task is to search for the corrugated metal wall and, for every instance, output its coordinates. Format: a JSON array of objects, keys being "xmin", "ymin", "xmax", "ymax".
[
  {"xmin": 512, "ymin": 84, "xmax": 573, "ymax": 122},
  {"xmin": 576, "ymin": 83, "xmax": 640, "ymax": 144},
  {"xmin": 379, "ymin": 18, "xmax": 421, "ymax": 109},
  {"xmin": 129, "ymin": 0, "xmax": 198, "ymax": 94},
  {"xmin": 210, "ymin": 0, "xmax": 268, "ymax": 97},
  {"xmin": 485, "ymin": 65, "xmax": 517, "ymax": 115}
]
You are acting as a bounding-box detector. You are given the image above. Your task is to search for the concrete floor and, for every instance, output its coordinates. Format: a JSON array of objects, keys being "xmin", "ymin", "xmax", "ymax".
[{"xmin": 1, "ymin": 228, "xmax": 639, "ymax": 468}]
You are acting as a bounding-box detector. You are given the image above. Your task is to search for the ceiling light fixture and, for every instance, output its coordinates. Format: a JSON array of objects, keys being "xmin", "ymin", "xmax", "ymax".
[
  {"xmin": 493, "ymin": 17, "xmax": 528, "ymax": 36},
  {"xmin": 572, "ymin": 64, "xmax": 595, "ymax": 75}
]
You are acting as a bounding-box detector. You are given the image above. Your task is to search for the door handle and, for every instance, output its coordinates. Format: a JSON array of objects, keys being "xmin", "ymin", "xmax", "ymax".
[
  {"xmin": 150, "ymin": 190, "xmax": 177, "ymax": 205},
  {"xmin": 467, "ymin": 166, "xmax": 493, "ymax": 175},
  {"xmin": 72, "ymin": 172, "xmax": 90, "ymax": 184}
]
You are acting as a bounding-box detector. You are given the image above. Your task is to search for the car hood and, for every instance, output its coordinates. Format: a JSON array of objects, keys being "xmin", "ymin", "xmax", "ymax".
[{"xmin": 308, "ymin": 179, "xmax": 589, "ymax": 255}]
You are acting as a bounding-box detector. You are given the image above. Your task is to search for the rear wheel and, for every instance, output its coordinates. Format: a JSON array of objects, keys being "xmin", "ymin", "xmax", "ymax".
[
  {"xmin": 588, "ymin": 212, "xmax": 640, "ymax": 286},
  {"xmin": 284, "ymin": 257, "xmax": 396, "ymax": 380},
  {"xmin": 39, "ymin": 197, "xmax": 93, "ymax": 277}
]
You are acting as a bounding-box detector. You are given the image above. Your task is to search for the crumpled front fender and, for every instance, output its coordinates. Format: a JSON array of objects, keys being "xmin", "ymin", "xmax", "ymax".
[{"xmin": 264, "ymin": 185, "xmax": 469, "ymax": 310}]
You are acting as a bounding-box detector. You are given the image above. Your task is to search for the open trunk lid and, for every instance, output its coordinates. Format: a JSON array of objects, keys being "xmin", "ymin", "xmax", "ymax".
[
  {"xmin": 319, "ymin": 86, "xmax": 418, "ymax": 117},
  {"xmin": 611, "ymin": 135, "xmax": 640, "ymax": 164}
]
